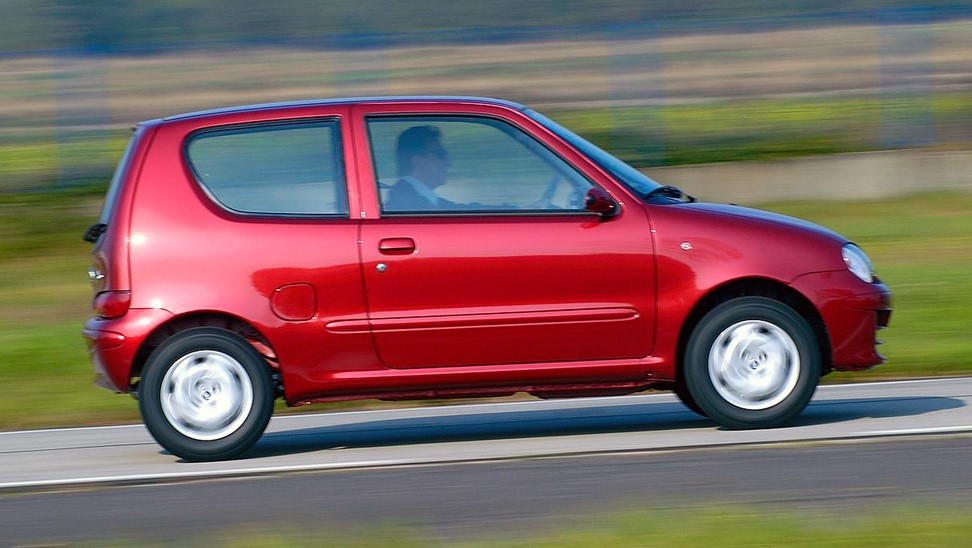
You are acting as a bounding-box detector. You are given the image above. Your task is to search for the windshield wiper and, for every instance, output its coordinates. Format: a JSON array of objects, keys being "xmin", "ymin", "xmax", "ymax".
[{"xmin": 644, "ymin": 185, "xmax": 696, "ymax": 203}]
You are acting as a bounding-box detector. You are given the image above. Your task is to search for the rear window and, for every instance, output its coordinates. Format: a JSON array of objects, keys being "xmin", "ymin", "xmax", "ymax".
[{"xmin": 186, "ymin": 120, "xmax": 348, "ymax": 216}]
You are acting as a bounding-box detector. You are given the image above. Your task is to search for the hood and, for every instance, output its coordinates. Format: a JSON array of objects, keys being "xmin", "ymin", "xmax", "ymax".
[{"xmin": 677, "ymin": 202, "xmax": 847, "ymax": 244}]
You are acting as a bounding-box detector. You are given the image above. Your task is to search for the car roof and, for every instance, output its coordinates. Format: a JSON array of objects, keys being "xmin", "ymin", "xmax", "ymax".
[{"xmin": 162, "ymin": 96, "xmax": 527, "ymax": 123}]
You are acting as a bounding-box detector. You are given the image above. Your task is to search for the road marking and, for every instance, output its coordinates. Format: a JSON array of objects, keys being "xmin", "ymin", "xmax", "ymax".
[
  {"xmin": 7, "ymin": 421, "xmax": 972, "ymax": 492},
  {"xmin": 859, "ymin": 425, "xmax": 972, "ymax": 436},
  {"xmin": 824, "ymin": 377, "xmax": 967, "ymax": 388},
  {"xmin": 0, "ymin": 460, "xmax": 412, "ymax": 491},
  {"xmin": 0, "ymin": 423, "xmax": 145, "ymax": 436}
]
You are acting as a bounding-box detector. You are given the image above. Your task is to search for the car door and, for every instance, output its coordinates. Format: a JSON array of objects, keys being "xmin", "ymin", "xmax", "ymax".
[{"xmin": 353, "ymin": 103, "xmax": 656, "ymax": 369}]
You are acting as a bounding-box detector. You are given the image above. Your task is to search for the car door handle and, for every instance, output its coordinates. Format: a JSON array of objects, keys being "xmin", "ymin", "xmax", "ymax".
[{"xmin": 378, "ymin": 238, "xmax": 416, "ymax": 254}]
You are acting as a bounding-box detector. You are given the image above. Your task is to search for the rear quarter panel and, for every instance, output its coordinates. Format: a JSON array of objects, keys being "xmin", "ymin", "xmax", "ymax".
[
  {"xmin": 91, "ymin": 123, "xmax": 160, "ymax": 295},
  {"xmin": 125, "ymin": 108, "xmax": 375, "ymax": 397}
]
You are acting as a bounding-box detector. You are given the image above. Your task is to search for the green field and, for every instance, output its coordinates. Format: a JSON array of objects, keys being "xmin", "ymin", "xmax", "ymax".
[
  {"xmin": 69, "ymin": 504, "xmax": 972, "ymax": 547},
  {"xmin": 0, "ymin": 184, "xmax": 969, "ymax": 430}
]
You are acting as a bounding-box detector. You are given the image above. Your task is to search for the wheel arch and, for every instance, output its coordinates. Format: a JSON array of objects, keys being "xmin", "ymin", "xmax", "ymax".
[
  {"xmin": 676, "ymin": 278, "xmax": 832, "ymax": 383},
  {"xmin": 129, "ymin": 311, "xmax": 281, "ymax": 396}
]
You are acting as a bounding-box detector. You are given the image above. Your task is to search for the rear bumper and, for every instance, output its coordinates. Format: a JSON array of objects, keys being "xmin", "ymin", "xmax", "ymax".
[
  {"xmin": 83, "ymin": 308, "xmax": 173, "ymax": 393},
  {"xmin": 791, "ymin": 271, "xmax": 892, "ymax": 371}
]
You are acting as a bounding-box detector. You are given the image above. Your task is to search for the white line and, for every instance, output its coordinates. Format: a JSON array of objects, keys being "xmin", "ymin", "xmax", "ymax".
[
  {"xmin": 7, "ymin": 422, "xmax": 972, "ymax": 491},
  {"xmin": 823, "ymin": 377, "xmax": 969, "ymax": 388},
  {"xmin": 0, "ymin": 460, "xmax": 409, "ymax": 491},
  {"xmin": 858, "ymin": 425, "xmax": 972, "ymax": 436},
  {"xmin": 0, "ymin": 423, "xmax": 145, "ymax": 436}
]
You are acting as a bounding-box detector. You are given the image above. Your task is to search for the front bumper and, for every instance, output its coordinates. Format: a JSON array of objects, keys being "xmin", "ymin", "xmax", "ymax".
[
  {"xmin": 790, "ymin": 270, "xmax": 892, "ymax": 371},
  {"xmin": 83, "ymin": 308, "xmax": 174, "ymax": 393}
]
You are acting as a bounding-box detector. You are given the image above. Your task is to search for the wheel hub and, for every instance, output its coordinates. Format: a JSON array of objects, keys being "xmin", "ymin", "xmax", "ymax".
[
  {"xmin": 160, "ymin": 350, "xmax": 254, "ymax": 441},
  {"xmin": 708, "ymin": 320, "xmax": 800, "ymax": 410}
]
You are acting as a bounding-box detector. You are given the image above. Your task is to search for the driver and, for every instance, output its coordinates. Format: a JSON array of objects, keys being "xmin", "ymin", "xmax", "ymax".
[{"xmin": 384, "ymin": 125, "xmax": 461, "ymax": 211}]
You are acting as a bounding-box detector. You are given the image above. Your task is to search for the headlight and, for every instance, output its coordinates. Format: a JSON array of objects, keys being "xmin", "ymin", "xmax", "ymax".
[{"xmin": 842, "ymin": 244, "xmax": 874, "ymax": 283}]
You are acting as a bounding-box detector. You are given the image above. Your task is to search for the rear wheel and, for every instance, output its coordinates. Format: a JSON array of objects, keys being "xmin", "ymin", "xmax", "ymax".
[
  {"xmin": 139, "ymin": 327, "xmax": 274, "ymax": 461},
  {"xmin": 684, "ymin": 297, "xmax": 820, "ymax": 429}
]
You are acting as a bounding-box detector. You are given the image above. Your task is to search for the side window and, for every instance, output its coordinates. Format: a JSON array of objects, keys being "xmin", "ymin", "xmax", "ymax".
[
  {"xmin": 186, "ymin": 120, "xmax": 348, "ymax": 216},
  {"xmin": 367, "ymin": 116, "xmax": 594, "ymax": 214}
]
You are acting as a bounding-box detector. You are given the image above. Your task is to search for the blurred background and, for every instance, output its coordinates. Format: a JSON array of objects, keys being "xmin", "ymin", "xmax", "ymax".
[
  {"xmin": 2, "ymin": 2, "xmax": 972, "ymax": 545},
  {"xmin": 3, "ymin": 0, "xmax": 971, "ymax": 192},
  {"xmin": 1, "ymin": 1, "xmax": 970, "ymax": 425}
]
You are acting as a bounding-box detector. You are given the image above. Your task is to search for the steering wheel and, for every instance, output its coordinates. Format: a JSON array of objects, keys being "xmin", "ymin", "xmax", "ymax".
[{"xmin": 530, "ymin": 175, "xmax": 562, "ymax": 209}]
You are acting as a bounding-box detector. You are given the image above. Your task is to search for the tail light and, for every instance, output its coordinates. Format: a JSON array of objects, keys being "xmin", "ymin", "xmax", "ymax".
[{"xmin": 93, "ymin": 291, "xmax": 131, "ymax": 319}]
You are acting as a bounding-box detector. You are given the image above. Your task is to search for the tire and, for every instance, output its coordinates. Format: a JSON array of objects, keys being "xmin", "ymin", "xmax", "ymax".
[
  {"xmin": 139, "ymin": 327, "xmax": 274, "ymax": 461},
  {"xmin": 672, "ymin": 380, "xmax": 708, "ymax": 418},
  {"xmin": 684, "ymin": 297, "xmax": 820, "ymax": 429}
]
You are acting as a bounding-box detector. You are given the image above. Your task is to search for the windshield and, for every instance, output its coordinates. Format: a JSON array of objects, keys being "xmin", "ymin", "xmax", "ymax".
[{"xmin": 525, "ymin": 109, "xmax": 661, "ymax": 196}]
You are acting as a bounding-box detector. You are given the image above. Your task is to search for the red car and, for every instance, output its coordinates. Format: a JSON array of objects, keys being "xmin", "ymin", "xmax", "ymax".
[{"xmin": 83, "ymin": 97, "xmax": 891, "ymax": 461}]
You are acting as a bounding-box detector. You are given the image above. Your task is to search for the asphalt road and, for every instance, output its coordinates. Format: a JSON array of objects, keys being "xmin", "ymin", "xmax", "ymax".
[{"xmin": 2, "ymin": 378, "xmax": 971, "ymax": 544}]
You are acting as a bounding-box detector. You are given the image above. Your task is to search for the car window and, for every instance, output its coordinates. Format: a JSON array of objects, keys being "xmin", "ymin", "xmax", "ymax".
[
  {"xmin": 367, "ymin": 116, "xmax": 594, "ymax": 214},
  {"xmin": 186, "ymin": 120, "xmax": 348, "ymax": 216}
]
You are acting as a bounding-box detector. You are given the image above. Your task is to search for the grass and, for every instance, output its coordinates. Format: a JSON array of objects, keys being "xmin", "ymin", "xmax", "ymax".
[
  {"xmin": 0, "ymin": 187, "xmax": 970, "ymax": 430},
  {"xmin": 0, "ymin": 133, "xmax": 131, "ymax": 192},
  {"xmin": 80, "ymin": 504, "xmax": 972, "ymax": 547},
  {"xmin": 0, "ymin": 186, "xmax": 142, "ymax": 427},
  {"xmin": 766, "ymin": 193, "xmax": 972, "ymax": 378},
  {"xmin": 468, "ymin": 506, "xmax": 972, "ymax": 548}
]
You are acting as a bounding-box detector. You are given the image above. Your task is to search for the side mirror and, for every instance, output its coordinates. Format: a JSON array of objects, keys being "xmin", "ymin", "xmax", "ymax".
[{"xmin": 584, "ymin": 187, "xmax": 619, "ymax": 219}]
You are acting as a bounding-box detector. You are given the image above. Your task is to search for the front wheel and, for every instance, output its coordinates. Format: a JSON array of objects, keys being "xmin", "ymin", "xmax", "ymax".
[
  {"xmin": 672, "ymin": 380, "xmax": 708, "ymax": 417},
  {"xmin": 139, "ymin": 327, "xmax": 274, "ymax": 461},
  {"xmin": 684, "ymin": 297, "xmax": 820, "ymax": 429}
]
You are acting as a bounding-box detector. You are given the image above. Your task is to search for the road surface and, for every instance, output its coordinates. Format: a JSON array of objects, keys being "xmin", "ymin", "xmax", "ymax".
[
  {"xmin": 1, "ymin": 378, "xmax": 971, "ymax": 544},
  {"xmin": 1, "ymin": 378, "xmax": 969, "ymax": 491}
]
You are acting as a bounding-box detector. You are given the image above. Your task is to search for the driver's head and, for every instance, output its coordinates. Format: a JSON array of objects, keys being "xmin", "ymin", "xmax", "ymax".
[{"xmin": 396, "ymin": 125, "xmax": 450, "ymax": 188}]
